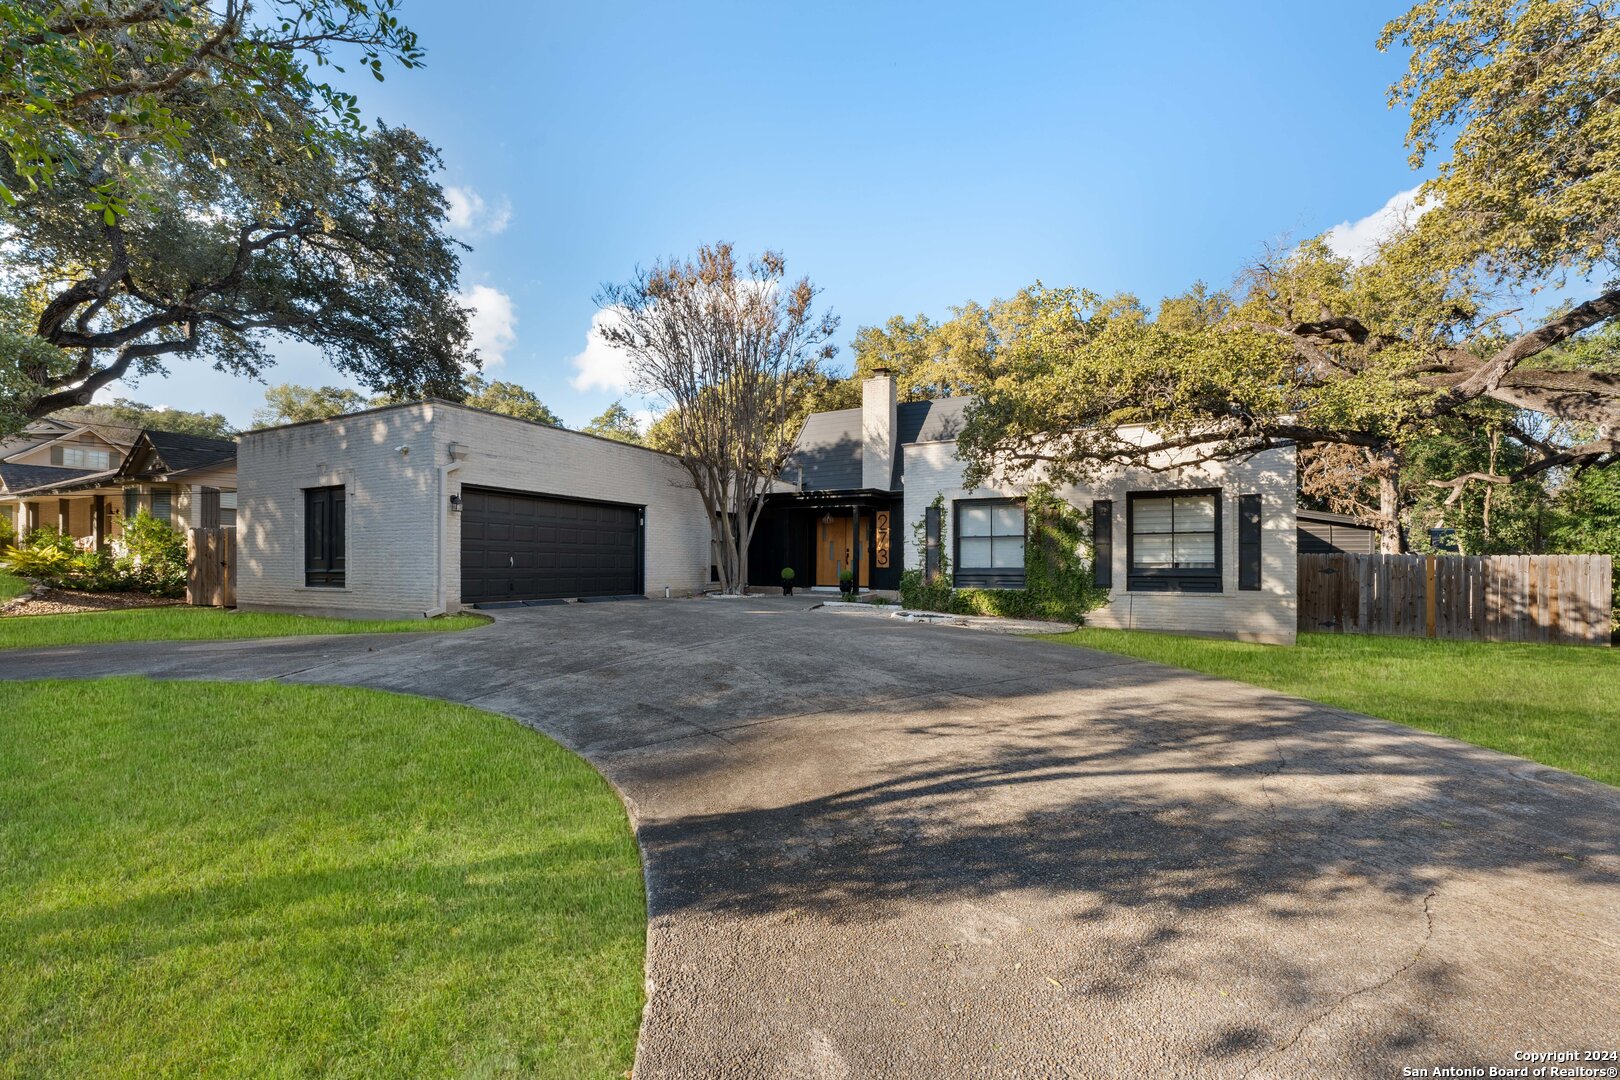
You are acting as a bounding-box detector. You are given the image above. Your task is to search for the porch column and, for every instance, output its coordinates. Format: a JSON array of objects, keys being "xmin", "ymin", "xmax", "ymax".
[
  {"xmin": 58, "ymin": 498, "xmax": 69, "ymax": 533},
  {"xmin": 851, "ymin": 504, "xmax": 861, "ymax": 592},
  {"xmin": 92, "ymin": 494, "xmax": 106, "ymax": 552}
]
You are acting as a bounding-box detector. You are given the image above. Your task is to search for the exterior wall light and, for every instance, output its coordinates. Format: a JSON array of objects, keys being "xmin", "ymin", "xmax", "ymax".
[{"xmin": 449, "ymin": 493, "xmax": 463, "ymax": 512}]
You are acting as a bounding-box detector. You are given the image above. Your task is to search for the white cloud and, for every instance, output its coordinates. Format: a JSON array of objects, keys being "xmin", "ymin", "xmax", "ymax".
[
  {"xmin": 444, "ymin": 185, "xmax": 512, "ymax": 237},
  {"xmin": 458, "ymin": 284, "xmax": 517, "ymax": 366},
  {"xmin": 569, "ymin": 308, "xmax": 637, "ymax": 392},
  {"xmin": 1323, "ymin": 185, "xmax": 1434, "ymax": 263}
]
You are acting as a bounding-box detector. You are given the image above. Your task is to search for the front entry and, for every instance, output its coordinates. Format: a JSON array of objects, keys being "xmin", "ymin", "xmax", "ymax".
[{"xmin": 815, "ymin": 514, "xmax": 869, "ymax": 588}]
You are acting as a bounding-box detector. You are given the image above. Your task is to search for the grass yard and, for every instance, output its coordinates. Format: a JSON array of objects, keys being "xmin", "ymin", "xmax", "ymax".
[
  {"xmin": 1043, "ymin": 629, "xmax": 1620, "ymax": 787},
  {"xmin": 0, "ymin": 570, "xmax": 28, "ymax": 603},
  {"xmin": 0, "ymin": 606, "xmax": 487, "ymax": 650},
  {"xmin": 0, "ymin": 680, "xmax": 645, "ymax": 1078}
]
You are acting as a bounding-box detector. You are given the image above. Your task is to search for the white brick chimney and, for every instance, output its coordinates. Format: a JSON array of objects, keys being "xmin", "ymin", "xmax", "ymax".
[{"xmin": 861, "ymin": 368, "xmax": 897, "ymax": 491}]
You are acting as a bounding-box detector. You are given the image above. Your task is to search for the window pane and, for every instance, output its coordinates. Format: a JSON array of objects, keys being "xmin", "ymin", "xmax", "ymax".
[
  {"xmin": 958, "ymin": 537, "xmax": 993, "ymax": 568},
  {"xmin": 1174, "ymin": 495, "xmax": 1216, "ymax": 530},
  {"xmin": 991, "ymin": 504, "xmax": 1024, "ymax": 537},
  {"xmin": 992, "ymin": 537, "xmax": 1025, "ymax": 568},
  {"xmin": 1133, "ymin": 498, "xmax": 1175, "ymax": 534},
  {"xmin": 958, "ymin": 503, "xmax": 991, "ymax": 536},
  {"xmin": 1132, "ymin": 534, "xmax": 1174, "ymax": 568},
  {"xmin": 1175, "ymin": 532, "xmax": 1217, "ymax": 568}
]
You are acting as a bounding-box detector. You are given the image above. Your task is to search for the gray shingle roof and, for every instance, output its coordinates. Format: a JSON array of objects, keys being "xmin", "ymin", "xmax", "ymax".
[
  {"xmin": 0, "ymin": 463, "xmax": 99, "ymax": 493},
  {"xmin": 142, "ymin": 430, "xmax": 237, "ymax": 474},
  {"xmin": 782, "ymin": 396, "xmax": 973, "ymax": 493}
]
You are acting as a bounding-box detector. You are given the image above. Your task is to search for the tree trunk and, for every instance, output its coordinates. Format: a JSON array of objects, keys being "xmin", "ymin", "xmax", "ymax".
[{"xmin": 1374, "ymin": 446, "xmax": 1406, "ymax": 554}]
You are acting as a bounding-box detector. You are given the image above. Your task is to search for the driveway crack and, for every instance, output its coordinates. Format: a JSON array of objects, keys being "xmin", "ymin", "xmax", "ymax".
[{"xmin": 1244, "ymin": 889, "xmax": 1438, "ymax": 1078}]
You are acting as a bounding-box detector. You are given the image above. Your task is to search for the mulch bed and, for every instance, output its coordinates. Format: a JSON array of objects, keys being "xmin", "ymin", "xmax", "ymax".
[{"xmin": 1, "ymin": 585, "xmax": 182, "ymax": 618}]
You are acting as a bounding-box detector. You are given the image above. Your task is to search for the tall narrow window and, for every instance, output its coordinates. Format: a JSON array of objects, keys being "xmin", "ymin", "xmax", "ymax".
[
  {"xmin": 122, "ymin": 486, "xmax": 139, "ymax": 521},
  {"xmin": 149, "ymin": 489, "xmax": 172, "ymax": 525},
  {"xmin": 1127, "ymin": 490, "xmax": 1221, "ymax": 592},
  {"xmin": 1237, "ymin": 494, "xmax": 1262, "ymax": 591},
  {"xmin": 305, "ymin": 486, "xmax": 346, "ymax": 587},
  {"xmin": 1092, "ymin": 499, "xmax": 1113, "ymax": 588},
  {"xmin": 954, "ymin": 499, "xmax": 1025, "ymax": 589}
]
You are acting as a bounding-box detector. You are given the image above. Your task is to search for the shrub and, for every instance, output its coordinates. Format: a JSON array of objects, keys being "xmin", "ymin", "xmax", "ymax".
[
  {"xmin": 117, "ymin": 512, "xmax": 188, "ymax": 597},
  {"xmin": 0, "ymin": 514, "xmax": 14, "ymax": 550},
  {"xmin": 780, "ymin": 567, "xmax": 795, "ymax": 582},
  {"xmin": 2, "ymin": 512, "xmax": 188, "ymax": 596},
  {"xmin": 3, "ymin": 544, "xmax": 126, "ymax": 592}
]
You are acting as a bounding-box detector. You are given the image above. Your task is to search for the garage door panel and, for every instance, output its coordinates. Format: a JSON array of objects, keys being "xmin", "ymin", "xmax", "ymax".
[{"xmin": 460, "ymin": 487, "xmax": 641, "ymax": 603}]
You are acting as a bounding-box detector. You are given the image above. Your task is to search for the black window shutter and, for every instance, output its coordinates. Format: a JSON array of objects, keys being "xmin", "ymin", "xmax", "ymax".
[
  {"xmin": 1238, "ymin": 493, "xmax": 1262, "ymax": 591},
  {"xmin": 1092, "ymin": 500, "xmax": 1113, "ymax": 588},
  {"xmin": 924, "ymin": 504, "xmax": 941, "ymax": 583}
]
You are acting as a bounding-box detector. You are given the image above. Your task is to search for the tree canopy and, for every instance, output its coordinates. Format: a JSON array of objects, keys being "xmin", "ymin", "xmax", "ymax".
[
  {"xmin": 63, "ymin": 397, "xmax": 233, "ymax": 438},
  {"xmin": 951, "ymin": 0, "xmax": 1620, "ymax": 552},
  {"xmin": 0, "ymin": 1, "xmax": 472, "ymax": 437},
  {"xmin": 582, "ymin": 402, "xmax": 642, "ymax": 444},
  {"xmin": 252, "ymin": 383, "xmax": 368, "ymax": 427},
  {"xmin": 597, "ymin": 242, "xmax": 837, "ymax": 592},
  {"xmin": 0, "ymin": 0, "xmax": 422, "ymax": 212},
  {"xmin": 463, "ymin": 376, "xmax": 562, "ymax": 426}
]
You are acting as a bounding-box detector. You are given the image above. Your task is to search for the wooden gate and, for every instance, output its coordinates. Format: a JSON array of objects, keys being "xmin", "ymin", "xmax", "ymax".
[
  {"xmin": 186, "ymin": 527, "xmax": 236, "ymax": 608},
  {"xmin": 1298, "ymin": 553, "xmax": 1613, "ymax": 646}
]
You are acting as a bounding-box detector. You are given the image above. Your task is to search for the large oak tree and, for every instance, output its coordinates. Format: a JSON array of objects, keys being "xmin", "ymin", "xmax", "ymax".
[
  {"xmin": 956, "ymin": 0, "xmax": 1620, "ymax": 552},
  {"xmin": 0, "ymin": 1, "xmax": 472, "ymax": 436}
]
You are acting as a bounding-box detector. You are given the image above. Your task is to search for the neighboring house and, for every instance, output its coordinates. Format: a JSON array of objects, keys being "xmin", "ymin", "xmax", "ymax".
[
  {"xmin": 0, "ymin": 421, "xmax": 237, "ymax": 546},
  {"xmin": 234, "ymin": 400, "xmax": 711, "ymax": 618},
  {"xmin": 1296, "ymin": 508, "xmax": 1379, "ymax": 555},
  {"xmin": 750, "ymin": 370, "xmax": 1298, "ymax": 643}
]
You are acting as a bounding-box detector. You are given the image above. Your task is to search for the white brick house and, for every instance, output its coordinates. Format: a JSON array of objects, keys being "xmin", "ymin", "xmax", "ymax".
[
  {"xmin": 760, "ymin": 371, "xmax": 1299, "ymax": 644},
  {"xmin": 236, "ymin": 400, "xmax": 712, "ymax": 618},
  {"xmin": 237, "ymin": 386, "xmax": 1298, "ymax": 642}
]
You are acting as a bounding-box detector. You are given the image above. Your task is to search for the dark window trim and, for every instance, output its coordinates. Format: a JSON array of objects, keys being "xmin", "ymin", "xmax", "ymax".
[
  {"xmin": 953, "ymin": 497, "xmax": 1026, "ymax": 590},
  {"xmin": 304, "ymin": 485, "xmax": 346, "ymax": 588},
  {"xmin": 1126, "ymin": 488, "xmax": 1222, "ymax": 593}
]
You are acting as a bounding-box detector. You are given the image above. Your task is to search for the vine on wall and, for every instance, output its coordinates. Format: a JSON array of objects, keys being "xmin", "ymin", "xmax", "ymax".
[{"xmin": 899, "ymin": 485, "xmax": 1109, "ymax": 623}]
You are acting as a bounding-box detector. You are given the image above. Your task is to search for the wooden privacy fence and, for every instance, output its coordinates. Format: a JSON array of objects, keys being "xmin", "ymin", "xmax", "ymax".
[
  {"xmin": 1299, "ymin": 553, "xmax": 1613, "ymax": 646},
  {"xmin": 186, "ymin": 527, "xmax": 236, "ymax": 608}
]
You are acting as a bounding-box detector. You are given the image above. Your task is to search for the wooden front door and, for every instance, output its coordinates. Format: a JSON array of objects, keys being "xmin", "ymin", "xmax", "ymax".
[{"xmin": 815, "ymin": 515, "xmax": 869, "ymax": 587}]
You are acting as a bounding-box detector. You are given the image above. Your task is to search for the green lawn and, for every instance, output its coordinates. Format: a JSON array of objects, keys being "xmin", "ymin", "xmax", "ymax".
[
  {"xmin": 1044, "ymin": 629, "xmax": 1620, "ymax": 787},
  {"xmin": 0, "ymin": 680, "xmax": 644, "ymax": 1078},
  {"xmin": 0, "ymin": 571, "xmax": 28, "ymax": 603},
  {"xmin": 0, "ymin": 606, "xmax": 488, "ymax": 650}
]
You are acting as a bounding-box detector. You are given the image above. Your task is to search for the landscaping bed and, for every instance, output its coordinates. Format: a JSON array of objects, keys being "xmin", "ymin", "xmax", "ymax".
[
  {"xmin": 1, "ymin": 584, "xmax": 180, "ymax": 617},
  {"xmin": 0, "ymin": 680, "xmax": 645, "ymax": 1078}
]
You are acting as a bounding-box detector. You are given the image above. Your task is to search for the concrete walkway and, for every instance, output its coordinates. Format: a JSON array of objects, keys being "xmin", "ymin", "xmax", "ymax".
[{"xmin": 3, "ymin": 598, "xmax": 1617, "ymax": 1078}]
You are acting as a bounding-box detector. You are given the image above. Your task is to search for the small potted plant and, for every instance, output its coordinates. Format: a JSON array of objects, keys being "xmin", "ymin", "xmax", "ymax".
[
  {"xmin": 780, "ymin": 566, "xmax": 795, "ymax": 595},
  {"xmin": 838, "ymin": 567, "xmax": 856, "ymax": 601}
]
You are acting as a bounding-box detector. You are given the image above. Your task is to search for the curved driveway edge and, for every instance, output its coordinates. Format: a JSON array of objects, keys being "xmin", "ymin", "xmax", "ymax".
[{"xmin": 4, "ymin": 599, "xmax": 1617, "ymax": 1078}]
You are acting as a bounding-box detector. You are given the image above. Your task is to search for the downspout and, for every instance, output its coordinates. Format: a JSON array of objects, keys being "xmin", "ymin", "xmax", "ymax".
[{"xmin": 426, "ymin": 441, "xmax": 467, "ymax": 618}]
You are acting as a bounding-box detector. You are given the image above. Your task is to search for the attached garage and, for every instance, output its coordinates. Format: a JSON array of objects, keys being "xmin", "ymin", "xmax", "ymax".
[
  {"xmin": 235, "ymin": 400, "xmax": 711, "ymax": 617},
  {"xmin": 460, "ymin": 486, "xmax": 643, "ymax": 603}
]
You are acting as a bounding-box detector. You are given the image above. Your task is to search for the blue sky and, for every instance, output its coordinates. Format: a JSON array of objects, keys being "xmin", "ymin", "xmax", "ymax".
[{"xmin": 117, "ymin": 1, "xmax": 1429, "ymax": 429}]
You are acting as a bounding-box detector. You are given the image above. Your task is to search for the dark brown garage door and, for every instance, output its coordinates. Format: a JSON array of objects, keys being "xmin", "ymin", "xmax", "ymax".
[{"xmin": 460, "ymin": 487, "xmax": 642, "ymax": 603}]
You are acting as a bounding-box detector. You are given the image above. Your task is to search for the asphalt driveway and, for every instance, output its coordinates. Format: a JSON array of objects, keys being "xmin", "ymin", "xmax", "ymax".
[{"xmin": 4, "ymin": 598, "xmax": 1617, "ymax": 1078}]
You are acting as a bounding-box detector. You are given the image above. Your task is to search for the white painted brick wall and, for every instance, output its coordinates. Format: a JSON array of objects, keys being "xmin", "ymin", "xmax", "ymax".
[
  {"xmin": 237, "ymin": 401, "xmax": 713, "ymax": 618},
  {"xmin": 902, "ymin": 438, "xmax": 1298, "ymax": 644}
]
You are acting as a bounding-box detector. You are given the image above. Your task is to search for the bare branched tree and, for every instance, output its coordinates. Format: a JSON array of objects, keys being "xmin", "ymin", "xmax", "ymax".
[{"xmin": 596, "ymin": 243, "xmax": 838, "ymax": 594}]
